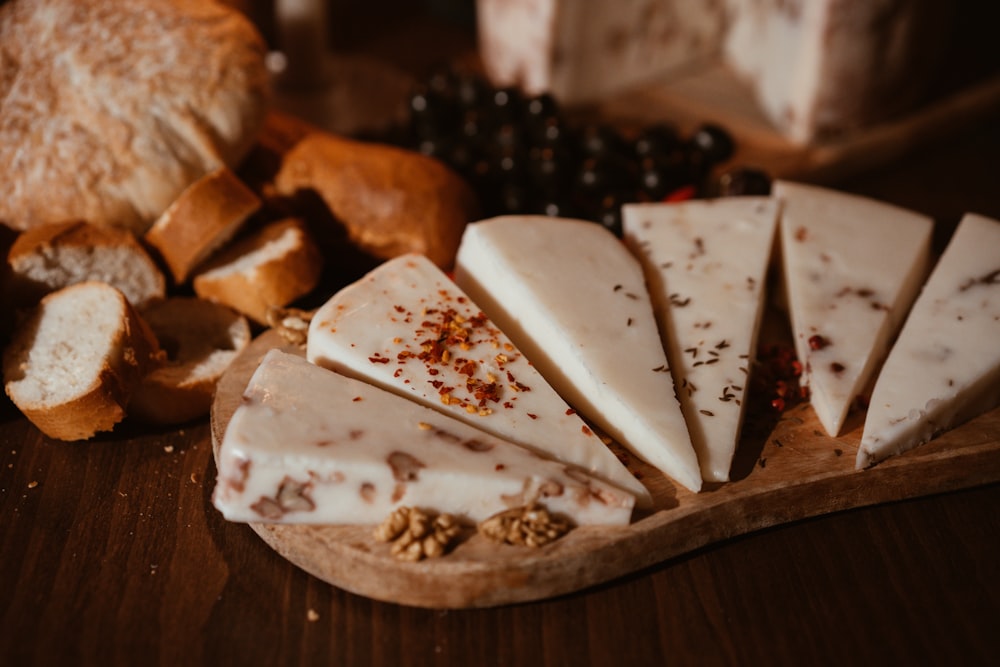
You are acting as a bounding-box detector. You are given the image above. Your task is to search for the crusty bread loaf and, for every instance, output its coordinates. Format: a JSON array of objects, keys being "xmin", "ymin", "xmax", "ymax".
[
  {"xmin": 7, "ymin": 221, "xmax": 167, "ymax": 309},
  {"xmin": 144, "ymin": 167, "xmax": 262, "ymax": 284},
  {"xmin": 130, "ymin": 297, "xmax": 251, "ymax": 425},
  {"xmin": 272, "ymin": 132, "xmax": 478, "ymax": 269},
  {"xmin": 193, "ymin": 218, "xmax": 323, "ymax": 324},
  {"xmin": 2, "ymin": 282, "xmax": 163, "ymax": 441},
  {"xmin": 0, "ymin": 0, "xmax": 270, "ymax": 234}
]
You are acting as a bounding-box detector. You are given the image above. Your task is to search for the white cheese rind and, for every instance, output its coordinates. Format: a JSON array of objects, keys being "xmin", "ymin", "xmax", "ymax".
[
  {"xmin": 455, "ymin": 216, "xmax": 702, "ymax": 493},
  {"xmin": 213, "ymin": 350, "xmax": 635, "ymax": 526},
  {"xmin": 623, "ymin": 198, "xmax": 779, "ymax": 482},
  {"xmin": 858, "ymin": 213, "xmax": 1000, "ymax": 468},
  {"xmin": 305, "ymin": 254, "xmax": 650, "ymax": 506},
  {"xmin": 476, "ymin": 0, "xmax": 725, "ymax": 105},
  {"xmin": 774, "ymin": 181, "xmax": 932, "ymax": 437}
]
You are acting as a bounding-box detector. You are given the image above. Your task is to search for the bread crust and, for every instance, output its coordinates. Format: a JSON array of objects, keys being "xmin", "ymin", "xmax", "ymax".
[
  {"xmin": 273, "ymin": 132, "xmax": 478, "ymax": 270},
  {"xmin": 2, "ymin": 282, "xmax": 163, "ymax": 441},
  {"xmin": 0, "ymin": 0, "xmax": 270, "ymax": 234},
  {"xmin": 193, "ymin": 218, "xmax": 323, "ymax": 325},
  {"xmin": 130, "ymin": 297, "xmax": 251, "ymax": 425},
  {"xmin": 144, "ymin": 167, "xmax": 262, "ymax": 284},
  {"xmin": 7, "ymin": 220, "xmax": 167, "ymax": 309}
]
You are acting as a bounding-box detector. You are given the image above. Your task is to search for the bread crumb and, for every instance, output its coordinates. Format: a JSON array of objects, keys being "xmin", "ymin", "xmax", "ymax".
[
  {"xmin": 27, "ymin": 480, "xmax": 38, "ymax": 489},
  {"xmin": 190, "ymin": 472, "xmax": 201, "ymax": 484},
  {"xmin": 307, "ymin": 609, "xmax": 320, "ymax": 622},
  {"xmin": 164, "ymin": 445, "xmax": 174, "ymax": 453}
]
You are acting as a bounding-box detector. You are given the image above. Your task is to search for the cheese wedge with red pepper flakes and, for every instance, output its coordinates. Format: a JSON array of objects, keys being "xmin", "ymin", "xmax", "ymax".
[
  {"xmin": 774, "ymin": 181, "xmax": 933, "ymax": 437},
  {"xmin": 858, "ymin": 213, "xmax": 1000, "ymax": 468},
  {"xmin": 455, "ymin": 216, "xmax": 703, "ymax": 493},
  {"xmin": 305, "ymin": 253, "xmax": 651, "ymax": 506},
  {"xmin": 622, "ymin": 198, "xmax": 779, "ymax": 482},
  {"xmin": 213, "ymin": 349, "xmax": 635, "ymax": 525}
]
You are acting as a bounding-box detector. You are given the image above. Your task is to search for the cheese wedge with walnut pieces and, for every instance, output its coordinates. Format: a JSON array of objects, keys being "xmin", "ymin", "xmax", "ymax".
[
  {"xmin": 623, "ymin": 198, "xmax": 779, "ymax": 482},
  {"xmin": 858, "ymin": 213, "xmax": 1000, "ymax": 468},
  {"xmin": 774, "ymin": 181, "xmax": 933, "ymax": 437},
  {"xmin": 212, "ymin": 349, "xmax": 635, "ymax": 525},
  {"xmin": 455, "ymin": 216, "xmax": 702, "ymax": 493},
  {"xmin": 306, "ymin": 254, "xmax": 650, "ymax": 506}
]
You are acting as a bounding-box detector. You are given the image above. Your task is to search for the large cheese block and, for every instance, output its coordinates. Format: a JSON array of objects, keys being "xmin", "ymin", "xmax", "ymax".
[
  {"xmin": 476, "ymin": 0, "xmax": 725, "ymax": 105},
  {"xmin": 723, "ymin": 0, "xmax": 950, "ymax": 143},
  {"xmin": 476, "ymin": 0, "xmax": 951, "ymax": 143},
  {"xmin": 774, "ymin": 181, "xmax": 933, "ymax": 437},
  {"xmin": 306, "ymin": 254, "xmax": 650, "ymax": 506},
  {"xmin": 858, "ymin": 213, "xmax": 1000, "ymax": 468},
  {"xmin": 213, "ymin": 349, "xmax": 635, "ymax": 525},
  {"xmin": 455, "ymin": 216, "xmax": 702, "ymax": 493},
  {"xmin": 623, "ymin": 198, "xmax": 779, "ymax": 482}
]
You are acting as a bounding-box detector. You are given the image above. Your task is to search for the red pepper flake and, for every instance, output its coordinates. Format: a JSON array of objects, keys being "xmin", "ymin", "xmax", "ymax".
[
  {"xmin": 565, "ymin": 408, "xmax": 576, "ymax": 416},
  {"xmin": 794, "ymin": 226, "xmax": 808, "ymax": 242},
  {"xmin": 808, "ymin": 334, "xmax": 830, "ymax": 351},
  {"xmin": 582, "ymin": 425, "xmax": 593, "ymax": 436},
  {"xmin": 527, "ymin": 413, "xmax": 538, "ymax": 420},
  {"xmin": 368, "ymin": 354, "xmax": 390, "ymax": 364},
  {"xmin": 663, "ymin": 184, "xmax": 696, "ymax": 202},
  {"xmin": 829, "ymin": 362, "xmax": 846, "ymax": 375},
  {"xmin": 352, "ymin": 396, "xmax": 363, "ymax": 402}
]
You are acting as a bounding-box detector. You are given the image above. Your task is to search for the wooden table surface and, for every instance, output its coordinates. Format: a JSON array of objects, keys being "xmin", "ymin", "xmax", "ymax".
[{"xmin": 4, "ymin": 11, "xmax": 1000, "ymax": 666}]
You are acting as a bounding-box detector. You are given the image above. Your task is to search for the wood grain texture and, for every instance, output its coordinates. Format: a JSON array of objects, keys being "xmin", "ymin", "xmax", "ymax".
[{"xmin": 210, "ymin": 326, "xmax": 1000, "ymax": 609}]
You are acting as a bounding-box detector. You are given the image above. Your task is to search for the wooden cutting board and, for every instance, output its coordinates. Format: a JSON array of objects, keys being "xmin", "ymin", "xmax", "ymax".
[{"xmin": 210, "ymin": 327, "xmax": 1000, "ymax": 609}]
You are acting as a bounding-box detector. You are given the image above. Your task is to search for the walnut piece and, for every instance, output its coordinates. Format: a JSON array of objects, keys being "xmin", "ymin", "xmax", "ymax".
[
  {"xmin": 266, "ymin": 306, "xmax": 315, "ymax": 347},
  {"xmin": 373, "ymin": 507, "xmax": 462, "ymax": 562},
  {"xmin": 477, "ymin": 504, "xmax": 572, "ymax": 548}
]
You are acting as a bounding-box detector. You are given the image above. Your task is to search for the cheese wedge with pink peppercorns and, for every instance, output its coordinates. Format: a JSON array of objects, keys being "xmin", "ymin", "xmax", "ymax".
[
  {"xmin": 454, "ymin": 216, "xmax": 702, "ymax": 493},
  {"xmin": 306, "ymin": 254, "xmax": 650, "ymax": 506},
  {"xmin": 213, "ymin": 349, "xmax": 635, "ymax": 525},
  {"xmin": 858, "ymin": 213, "xmax": 1000, "ymax": 468},
  {"xmin": 622, "ymin": 197, "xmax": 779, "ymax": 482},
  {"xmin": 774, "ymin": 181, "xmax": 933, "ymax": 437}
]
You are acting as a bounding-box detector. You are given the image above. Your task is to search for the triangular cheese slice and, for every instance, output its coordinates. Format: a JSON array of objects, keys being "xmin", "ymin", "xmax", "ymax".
[
  {"xmin": 455, "ymin": 216, "xmax": 702, "ymax": 493},
  {"xmin": 858, "ymin": 213, "xmax": 1000, "ymax": 468},
  {"xmin": 622, "ymin": 198, "xmax": 779, "ymax": 482},
  {"xmin": 213, "ymin": 350, "xmax": 635, "ymax": 525},
  {"xmin": 306, "ymin": 254, "xmax": 650, "ymax": 506},
  {"xmin": 774, "ymin": 181, "xmax": 932, "ymax": 436}
]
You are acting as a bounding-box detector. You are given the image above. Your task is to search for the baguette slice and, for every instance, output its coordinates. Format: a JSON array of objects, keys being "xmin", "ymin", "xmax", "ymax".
[
  {"xmin": 2, "ymin": 282, "xmax": 163, "ymax": 440},
  {"xmin": 6, "ymin": 220, "xmax": 167, "ymax": 309},
  {"xmin": 192, "ymin": 217, "xmax": 322, "ymax": 324},
  {"xmin": 130, "ymin": 297, "xmax": 251, "ymax": 425},
  {"xmin": 145, "ymin": 167, "xmax": 261, "ymax": 284}
]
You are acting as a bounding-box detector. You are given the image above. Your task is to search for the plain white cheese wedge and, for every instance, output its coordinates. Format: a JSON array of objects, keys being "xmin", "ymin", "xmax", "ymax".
[
  {"xmin": 858, "ymin": 213, "xmax": 1000, "ymax": 468},
  {"xmin": 306, "ymin": 254, "xmax": 650, "ymax": 506},
  {"xmin": 213, "ymin": 350, "xmax": 635, "ymax": 525},
  {"xmin": 455, "ymin": 216, "xmax": 702, "ymax": 493},
  {"xmin": 774, "ymin": 181, "xmax": 932, "ymax": 437},
  {"xmin": 623, "ymin": 198, "xmax": 779, "ymax": 482}
]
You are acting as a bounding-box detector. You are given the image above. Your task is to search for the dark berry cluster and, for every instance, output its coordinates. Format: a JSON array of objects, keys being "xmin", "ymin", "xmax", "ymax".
[{"xmin": 391, "ymin": 67, "xmax": 771, "ymax": 236}]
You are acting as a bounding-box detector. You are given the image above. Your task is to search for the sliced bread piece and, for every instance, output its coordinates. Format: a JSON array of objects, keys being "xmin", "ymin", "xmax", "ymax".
[
  {"xmin": 192, "ymin": 217, "xmax": 322, "ymax": 325},
  {"xmin": 130, "ymin": 297, "xmax": 251, "ymax": 425},
  {"xmin": 6, "ymin": 220, "xmax": 167, "ymax": 309},
  {"xmin": 144, "ymin": 166, "xmax": 261, "ymax": 284},
  {"xmin": 2, "ymin": 281, "xmax": 163, "ymax": 440}
]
